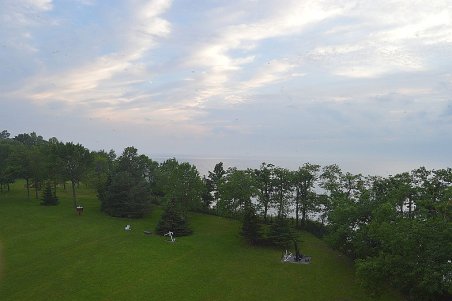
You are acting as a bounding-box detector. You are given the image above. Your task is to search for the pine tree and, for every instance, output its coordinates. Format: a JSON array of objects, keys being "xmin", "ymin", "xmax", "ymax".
[
  {"xmin": 156, "ymin": 198, "xmax": 192, "ymax": 236},
  {"xmin": 100, "ymin": 171, "xmax": 151, "ymax": 218},
  {"xmin": 241, "ymin": 205, "xmax": 261, "ymax": 244},
  {"xmin": 267, "ymin": 216, "xmax": 295, "ymax": 248},
  {"xmin": 99, "ymin": 147, "xmax": 152, "ymax": 218},
  {"xmin": 41, "ymin": 182, "xmax": 59, "ymax": 206}
]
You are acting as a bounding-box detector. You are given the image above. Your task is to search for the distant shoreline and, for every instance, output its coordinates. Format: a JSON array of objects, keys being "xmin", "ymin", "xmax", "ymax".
[{"xmin": 150, "ymin": 154, "xmax": 440, "ymax": 177}]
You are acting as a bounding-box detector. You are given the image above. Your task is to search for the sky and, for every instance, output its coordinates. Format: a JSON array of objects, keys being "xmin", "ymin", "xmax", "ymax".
[{"xmin": 1, "ymin": 0, "xmax": 451, "ymax": 176}]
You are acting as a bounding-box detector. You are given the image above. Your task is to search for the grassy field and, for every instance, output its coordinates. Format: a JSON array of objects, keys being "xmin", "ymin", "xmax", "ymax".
[{"xmin": 0, "ymin": 181, "xmax": 402, "ymax": 301}]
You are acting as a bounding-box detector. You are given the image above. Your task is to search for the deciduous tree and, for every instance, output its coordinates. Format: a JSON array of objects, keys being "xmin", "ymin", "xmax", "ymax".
[
  {"xmin": 217, "ymin": 168, "xmax": 256, "ymax": 216},
  {"xmin": 254, "ymin": 163, "xmax": 274, "ymax": 222},
  {"xmin": 157, "ymin": 158, "xmax": 203, "ymax": 211},
  {"xmin": 208, "ymin": 162, "xmax": 226, "ymax": 204},
  {"xmin": 272, "ymin": 167, "xmax": 293, "ymax": 218},
  {"xmin": 55, "ymin": 142, "xmax": 91, "ymax": 207},
  {"xmin": 292, "ymin": 163, "xmax": 320, "ymax": 228}
]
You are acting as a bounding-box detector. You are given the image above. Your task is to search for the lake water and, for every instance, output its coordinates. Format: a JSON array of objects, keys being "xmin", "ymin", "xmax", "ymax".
[
  {"xmin": 153, "ymin": 156, "xmax": 304, "ymax": 176},
  {"xmin": 151, "ymin": 154, "xmax": 419, "ymax": 177}
]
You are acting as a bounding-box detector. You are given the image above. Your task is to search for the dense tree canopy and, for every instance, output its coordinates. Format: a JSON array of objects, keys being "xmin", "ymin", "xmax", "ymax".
[
  {"xmin": 157, "ymin": 158, "xmax": 204, "ymax": 211},
  {"xmin": 217, "ymin": 168, "xmax": 256, "ymax": 216}
]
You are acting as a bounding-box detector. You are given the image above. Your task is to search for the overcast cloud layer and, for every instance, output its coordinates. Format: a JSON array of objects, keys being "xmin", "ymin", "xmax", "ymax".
[{"xmin": 1, "ymin": 0, "xmax": 451, "ymax": 175}]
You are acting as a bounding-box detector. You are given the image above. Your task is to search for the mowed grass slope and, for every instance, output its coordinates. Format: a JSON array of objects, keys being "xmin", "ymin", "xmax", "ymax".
[{"xmin": 0, "ymin": 182, "xmax": 402, "ymax": 301}]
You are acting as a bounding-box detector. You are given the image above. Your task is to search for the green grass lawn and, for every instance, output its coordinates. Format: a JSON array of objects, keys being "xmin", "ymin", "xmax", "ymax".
[{"xmin": 0, "ymin": 181, "xmax": 402, "ymax": 301}]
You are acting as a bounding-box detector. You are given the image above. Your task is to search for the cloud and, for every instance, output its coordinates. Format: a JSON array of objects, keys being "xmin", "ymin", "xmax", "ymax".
[
  {"xmin": 76, "ymin": 0, "xmax": 95, "ymax": 5},
  {"xmin": 13, "ymin": 0, "xmax": 172, "ymax": 111},
  {"xmin": 1, "ymin": 0, "xmax": 54, "ymax": 27},
  {"xmin": 28, "ymin": 0, "xmax": 53, "ymax": 11},
  {"xmin": 171, "ymin": 0, "xmax": 346, "ymax": 112},
  {"xmin": 304, "ymin": 0, "xmax": 451, "ymax": 78},
  {"xmin": 238, "ymin": 59, "xmax": 297, "ymax": 92}
]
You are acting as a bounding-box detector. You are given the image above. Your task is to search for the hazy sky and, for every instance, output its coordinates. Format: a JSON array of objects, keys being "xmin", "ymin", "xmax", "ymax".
[{"xmin": 1, "ymin": 0, "xmax": 451, "ymax": 175}]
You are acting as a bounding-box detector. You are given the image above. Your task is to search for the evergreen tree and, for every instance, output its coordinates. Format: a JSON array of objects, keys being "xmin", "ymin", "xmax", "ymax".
[
  {"xmin": 99, "ymin": 147, "xmax": 152, "ymax": 218},
  {"xmin": 241, "ymin": 204, "xmax": 261, "ymax": 245},
  {"xmin": 101, "ymin": 171, "xmax": 151, "ymax": 218},
  {"xmin": 41, "ymin": 182, "xmax": 59, "ymax": 206},
  {"xmin": 267, "ymin": 216, "xmax": 295, "ymax": 248},
  {"xmin": 156, "ymin": 198, "xmax": 192, "ymax": 236}
]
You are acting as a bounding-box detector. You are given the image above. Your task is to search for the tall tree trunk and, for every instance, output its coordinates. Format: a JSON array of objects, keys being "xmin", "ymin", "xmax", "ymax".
[
  {"xmin": 302, "ymin": 204, "xmax": 307, "ymax": 227},
  {"xmin": 71, "ymin": 180, "xmax": 77, "ymax": 207},
  {"xmin": 26, "ymin": 178, "xmax": 30, "ymax": 200},
  {"xmin": 34, "ymin": 180, "xmax": 39, "ymax": 199},
  {"xmin": 300, "ymin": 188, "xmax": 307, "ymax": 227},
  {"xmin": 263, "ymin": 188, "xmax": 269, "ymax": 222},
  {"xmin": 278, "ymin": 188, "xmax": 283, "ymax": 218},
  {"xmin": 295, "ymin": 189, "xmax": 300, "ymax": 228},
  {"xmin": 408, "ymin": 196, "xmax": 413, "ymax": 219}
]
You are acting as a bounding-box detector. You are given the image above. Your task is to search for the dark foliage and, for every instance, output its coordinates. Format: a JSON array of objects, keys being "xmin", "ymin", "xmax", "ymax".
[
  {"xmin": 156, "ymin": 198, "xmax": 193, "ymax": 237},
  {"xmin": 300, "ymin": 219, "xmax": 327, "ymax": 238},
  {"xmin": 100, "ymin": 171, "xmax": 151, "ymax": 218},
  {"xmin": 356, "ymin": 217, "xmax": 452, "ymax": 300},
  {"xmin": 241, "ymin": 205, "xmax": 262, "ymax": 244},
  {"xmin": 199, "ymin": 176, "xmax": 214, "ymax": 213},
  {"xmin": 266, "ymin": 216, "xmax": 295, "ymax": 248},
  {"xmin": 157, "ymin": 158, "xmax": 204, "ymax": 211},
  {"xmin": 41, "ymin": 182, "xmax": 59, "ymax": 206}
]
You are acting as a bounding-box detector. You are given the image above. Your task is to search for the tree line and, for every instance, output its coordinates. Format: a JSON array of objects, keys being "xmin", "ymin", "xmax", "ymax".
[{"xmin": 0, "ymin": 130, "xmax": 450, "ymax": 300}]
